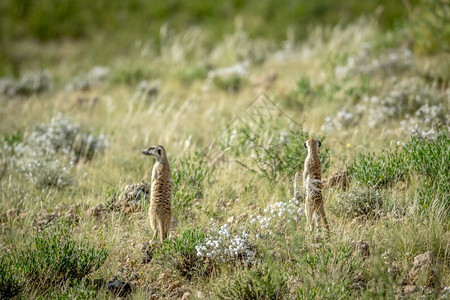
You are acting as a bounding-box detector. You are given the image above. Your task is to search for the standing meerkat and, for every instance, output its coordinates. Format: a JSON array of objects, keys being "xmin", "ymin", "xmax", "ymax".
[
  {"xmin": 303, "ymin": 138, "xmax": 329, "ymax": 232},
  {"xmin": 142, "ymin": 145, "xmax": 172, "ymax": 243}
]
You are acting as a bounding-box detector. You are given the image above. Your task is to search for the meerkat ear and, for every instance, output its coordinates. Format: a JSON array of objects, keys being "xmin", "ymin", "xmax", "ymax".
[
  {"xmin": 318, "ymin": 140, "xmax": 321, "ymax": 147},
  {"xmin": 157, "ymin": 148, "xmax": 162, "ymax": 155},
  {"xmin": 304, "ymin": 142, "xmax": 307, "ymax": 148}
]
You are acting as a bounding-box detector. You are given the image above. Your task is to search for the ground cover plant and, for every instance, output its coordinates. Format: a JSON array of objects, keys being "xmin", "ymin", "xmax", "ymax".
[{"xmin": 0, "ymin": 0, "xmax": 449, "ymax": 298}]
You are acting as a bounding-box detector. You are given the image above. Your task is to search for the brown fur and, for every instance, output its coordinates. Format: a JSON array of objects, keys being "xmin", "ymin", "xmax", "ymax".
[
  {"xmin": 142, "ymin": 145, "xmax": 172, "ymax": 243},
  {"xmin": 303, "ymin": 138, "xmax": 329, "ymax": 231}
]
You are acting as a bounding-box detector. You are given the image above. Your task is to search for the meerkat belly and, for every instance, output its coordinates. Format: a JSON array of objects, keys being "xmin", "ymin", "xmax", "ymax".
[{"xmin": 150, "ymin": 183, "xmax": 171, "ymax": 205}]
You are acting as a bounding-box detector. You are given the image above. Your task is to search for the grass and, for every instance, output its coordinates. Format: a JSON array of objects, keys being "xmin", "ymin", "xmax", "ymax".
[
  {"xmin": 0, "ymin": 4, "xmax": 449, "ymax": 299},
  {"xmin": 1, "ymin": 222, "xmax": 108, "ymax": 297}
]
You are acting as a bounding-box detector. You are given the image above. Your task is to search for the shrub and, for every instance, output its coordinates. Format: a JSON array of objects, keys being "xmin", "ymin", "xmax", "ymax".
[
  {"xmin": 17, "ymin": 157, "xmax": 76, "ymax": 189},
  {"xmin": 235, "ymin": 124, "xmax": 330, "ymax": 182},
  {"xmin": 216, "ymin": 264, "xmax": 287, "ymax": 300},
  {"xmin": 65, "ymin": 66, "xmax": 109, "ymax": 91},
  {"xmin": 349, "ymin": 128, "xmax": 449, "ymax": 214},
  {"xmin": 177, "ymin": 65, "xmax": 208, "ymax": 85},
  {"xmin": 110, "ymin": 65, "xmax": 156, "ymax": 86},
  {"xmin": 410, "ymin": 130, "xmax": 449, "ymax": 213},
  {"xmin": 8, "ymin": 0, "xmax": 88, "ymax": 41},
  {"xmin": 348, "ymin": 149, "xmax": 407, "ymax": 188},
  {"xmin": 0, "ymin": 70, "xmax": 52, "ymax": 97},
  {"xmin": 407, "ymin": 0, "xmax": 450, "ymax": 54},
  {"xmin": 154, "ymin": 229, "xmax": 210, "ymax": 279},
  {"xmin": 13, "ymin": 223, "xmax": 109, "ymax": 291},
  {"xmin": 0, "ymin": 256, "xmax": 23, "ymax": 299},
  {"xmin": 196, "ymin": 221, "xmax": 256, "ymax": 264},
  {"xmin": 250, "ymin": 196, "xmax": 303, "ymax": 234},
  {"xmin": 406, "ymin": 129, "xmax": 449, "ymax": 178},
  {"xmin": 12, "ymin": 115, "xmax": 108, "ymax": 188},
  {"xmin": 332, "ymin": 187, "xmax": 385, "ymax": 219},
  {"xmin": 349, "ymin": 128, "xmax": 448, "ymax": 187},
  {"xmin": 17, "ymin": 114, "xmax": 108, "ymax": 164},
  {"xmin": 365, "ymin": 77, "xmax": 447, "ymax": 128},
  {"xmin": 212, "ymin": 73, "xmax": 244, "ymax": 93},
  {"xmin": 334, "ymin": 45, "xmax": 413, "ymax": 78},
  {"xmin": 171, "ymin": 152, "xmax": 213, "ymax": 214},
  {"xmin": 206, "ymin": 62, "xmax": 249, "ymax": 93}
]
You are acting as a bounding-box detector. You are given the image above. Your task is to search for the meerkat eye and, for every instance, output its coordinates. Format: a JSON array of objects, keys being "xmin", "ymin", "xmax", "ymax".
[{"xmin": 318, "ymin": 140, "xmax": 321, "ymax": 147}]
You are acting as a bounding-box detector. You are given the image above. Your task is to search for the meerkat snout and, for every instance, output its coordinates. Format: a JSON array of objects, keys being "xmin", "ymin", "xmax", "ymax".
[{"xmin": 141, "ymin": 145, "xmax": 163, "ymax": 158}]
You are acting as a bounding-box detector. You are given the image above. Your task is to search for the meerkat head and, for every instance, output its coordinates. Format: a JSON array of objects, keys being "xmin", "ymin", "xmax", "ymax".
[
  {"xmin": 141, "ymin": 145, "xmax": 166, "ymax": 162},
  {"xmin": 303, "ymin": 138, "xmax": 321, "ymax": 151}
]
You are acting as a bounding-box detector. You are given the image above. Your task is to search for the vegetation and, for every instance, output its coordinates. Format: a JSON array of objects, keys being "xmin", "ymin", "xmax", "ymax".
[
  {"xmin": 0, "ymin": 223, "xmax": 108, "ymax": 297},
  {"xmin": 1, "ymin": 0, "xmax": 449, "ymax": 298}
]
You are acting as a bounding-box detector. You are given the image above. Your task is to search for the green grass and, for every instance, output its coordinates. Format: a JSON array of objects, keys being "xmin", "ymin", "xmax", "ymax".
[
  {"xmin": 349, "ymin": 128, "xmax": 449, "ymax": 215},
  {"xmin": 154, "ymin": 229, "xmax": 210, "ymax": 279},
  {"xmin": 1, "ymin": 222, "xmax": 108, "ymax": 297},
  {"xmin": 216, "ymin": 264, "xmax": 288, "ymax": 300},
  {"xmin": 171, "ymin": 152, "xmax": 214, "ymax": 216},
  {"xmin": 0, "ymin": 256, "xmax": 23, "ymax": 299}
]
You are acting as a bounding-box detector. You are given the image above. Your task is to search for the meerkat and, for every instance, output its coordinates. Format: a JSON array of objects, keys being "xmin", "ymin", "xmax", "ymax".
[
  {"xmin": 142, "ymin": 145, "xmax": 172, "ymax": 243},
  {"xmin": 303, "ymin": 138, "xmax": 329, "ymax": 232}
]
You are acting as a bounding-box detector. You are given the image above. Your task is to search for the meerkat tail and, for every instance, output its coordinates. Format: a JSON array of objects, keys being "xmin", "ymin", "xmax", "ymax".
[
  {"xmin": 305, "ymin": 201, "xmax": 315, "ymax": 231},
  {"xmin": 317, "ymin": 205, "xmax": 330, "ymax": 232},
  {"xmin": 157, "ymin": 218, "xmax": 165, "ymax": 244}
]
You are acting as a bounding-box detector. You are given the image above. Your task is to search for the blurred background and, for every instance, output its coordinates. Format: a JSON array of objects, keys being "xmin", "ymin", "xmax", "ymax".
[{"xmin": 1, "ymin": 0, "xmax": 448, "ymax": 76}]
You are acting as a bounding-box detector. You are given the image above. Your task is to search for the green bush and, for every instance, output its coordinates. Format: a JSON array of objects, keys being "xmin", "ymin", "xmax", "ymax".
[
  {"xmin": 349, "ymin": 128, "xmax": 449, "ymax": 214},
  {"xmin": 154, "ymin": 229, "xmax": 210, "ymax": 279},
  {"xmin": 109, "ymin": 65, "xmax": 155, "ymax": 86},
  {"xmin": 177, "ymin": 65, "xmax": 208, "ymax": 85},
  {"xmin": 406, "ymin": 131, "xmax": 449, "ymax": 178},
  {"xmin": 235, "ymin": 124, "xmax": 330, "ymax": 182},
  {"xmin": 408, "ymin": 130, "xmax": 449, "ymax": 214},
  {"xmin": 0, "ymin": 256, "xmax": 23, "ymax": 299},
  {"xmin": 348, "ymin": 149, "xmax": 407, "ymax": 188},
  {"xmin": 408, "ymin": 0, "xmax": 450, "ymax": 54},
  {"xmin": 216, "ymin": 264, "xmax": 287, "ymax": 300},
  {"xmin": 171, "ymin": 153, "xmax": 214, "ymax": 214},
  {"xmin": 13, "ymin": 223, "xmax": 109, "ymax": 291},
  {"xmin": 349, "ymin": 129, "xmax": 449, "ymax": 186},
  {"xmin": 212, "ymin": 74, "xmax": 245, "ymax": 93},
  {"xmin": 332, "ymin": 187, "xmax": 385, "ymax": 219}
]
